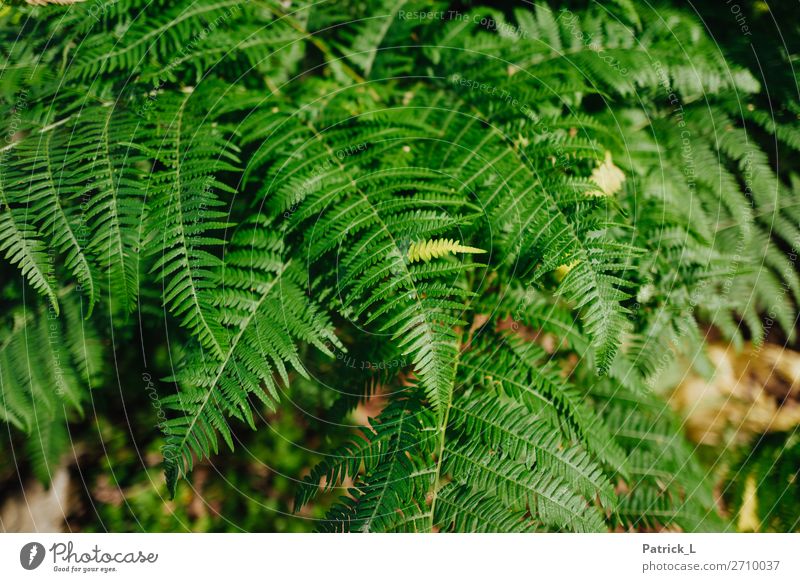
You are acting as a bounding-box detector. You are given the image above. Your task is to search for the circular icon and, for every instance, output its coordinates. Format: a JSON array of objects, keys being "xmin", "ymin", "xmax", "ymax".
[{"xmin": 20, "ymin": 542, "xmax": 46, "ymax": 570}]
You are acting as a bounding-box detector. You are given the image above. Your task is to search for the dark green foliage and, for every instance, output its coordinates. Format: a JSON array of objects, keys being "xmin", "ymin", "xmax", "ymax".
[
  {"xmin": 1, "ymin": 0, "xmax": 798, "ymax": 532},
  {"xmin": 724, "ymin": 432, "xmax": 800, "ymax": 533},
  {"xmin": 0, "ymin": 290, "xmax": 103, "ymax": 482}
]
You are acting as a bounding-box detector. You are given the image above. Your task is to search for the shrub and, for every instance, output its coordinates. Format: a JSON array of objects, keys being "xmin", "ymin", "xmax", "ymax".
[{"xmin": 1, "ymin": 0, "xmax": 798, "ymax": 531}]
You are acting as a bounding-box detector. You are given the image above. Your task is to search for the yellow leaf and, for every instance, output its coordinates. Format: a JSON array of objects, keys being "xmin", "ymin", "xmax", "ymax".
[
  {"xmin": 737, "ymin": 474, "xmax": 761, "ymax": 532},
  {"xmin": 589, "ymin": 151, "xmax": 625, "ymax": 197},
  {"xmin": 407, "ymin": 239, "xmax": 486, "ymax": 263},
  {"xmin": 554, "ymin": 260, "xmax": 580, "ymax": 282}
]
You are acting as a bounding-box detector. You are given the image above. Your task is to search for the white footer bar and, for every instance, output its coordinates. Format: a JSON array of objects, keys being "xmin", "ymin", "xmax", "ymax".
[{"xmin": 1, "ymin": 533, "xmax": 797, "ymax": 581}]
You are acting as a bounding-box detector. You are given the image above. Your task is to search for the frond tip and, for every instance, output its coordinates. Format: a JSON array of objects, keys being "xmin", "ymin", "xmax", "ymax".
[{"xmin": 407, "ymin": 238, "xmax": 486, "ymax": 263}]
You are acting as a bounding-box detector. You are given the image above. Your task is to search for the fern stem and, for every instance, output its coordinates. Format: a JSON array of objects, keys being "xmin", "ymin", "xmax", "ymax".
[
  {"xmin": 40, "ymin": 130, "xmax": 97, "ymax": 315},
  {"xmin": 98, "ymin": 107, "xmax": 135, "ymax": 313},
  {"xmin": 167, "ymin": 92, "xmax": 224, "ymax": 356},
  {"xmin": 427, "ymin": 329, "xmax": 463, "ymax": 532},
  {"xmin": 0, "ymin": 96, "xmax": 116, "ymax": 155},
  {"xmin": 0, "ymin": 114, "xmax": 75, "ymax": 154}
]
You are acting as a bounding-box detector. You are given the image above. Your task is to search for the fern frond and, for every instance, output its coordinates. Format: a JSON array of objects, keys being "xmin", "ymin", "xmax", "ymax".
[
  {"xmin": 69, "ymin": 105, "xmax": 147, "ymax": 313},
  {"xmin": 443, "ymin": 442, "xmax": 606, "ymax": 532},
  {"xmin": 3, "ymin": 128, "xmax": 98, "ymax": 312},
  {"xmin": 407, "ymin": 238, "xmax": 486, "ymax": 263},
  {"xmin": 69, "ymin": 0, "xmax": 248, "ymax": 80},
  {"xmin": 162, "ymin": 222, "xmax": 339, "ymax": 497},
  {"xmin": 273, "ymin": 120, "xmax": 477, "ymax": 416},
  {"xmin": 143, "ymin": 89, "xmax": 238, "ymax": 357},
  {"xmin": 436, "ymin": 484, "xmax": 540, "ymax": 533},
  {"xmin": 450, "ymin": 394, "xmax": 615, "ymax": 507},
  {"xmin": 0, "ymin": 169, "xmax": 59, "ymax": 313}
]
